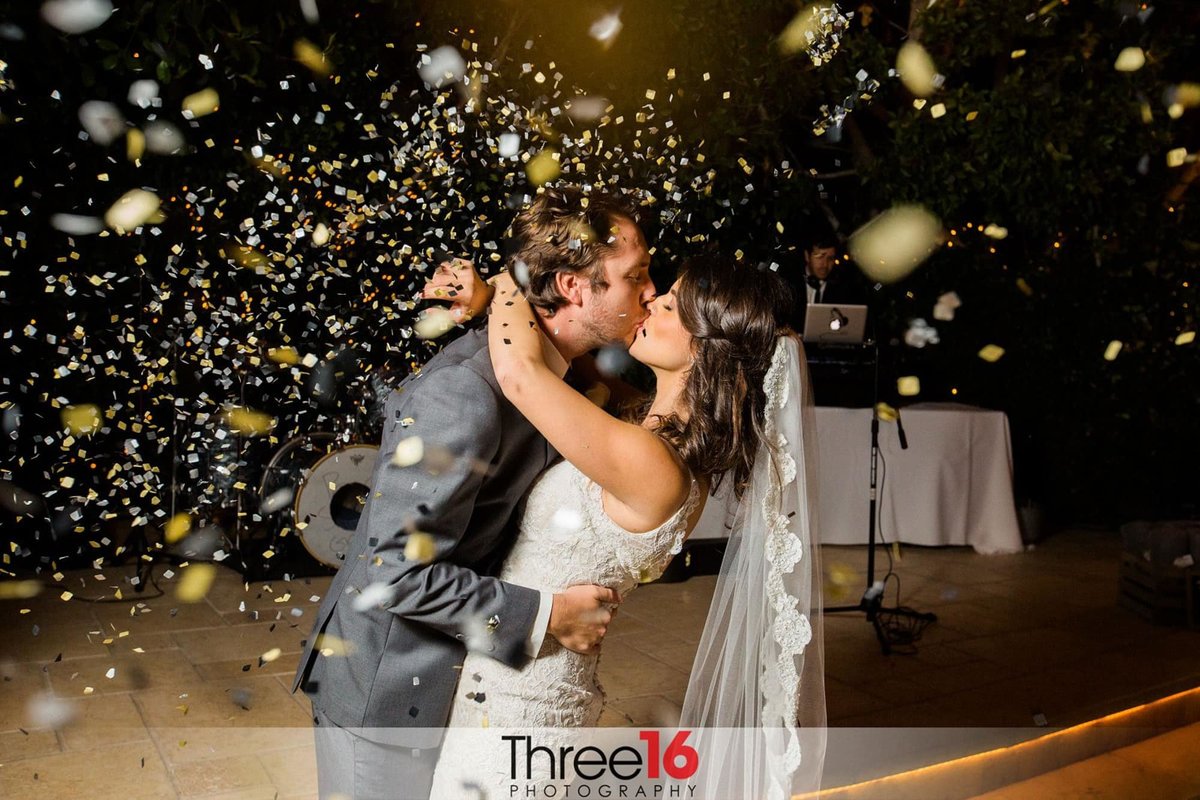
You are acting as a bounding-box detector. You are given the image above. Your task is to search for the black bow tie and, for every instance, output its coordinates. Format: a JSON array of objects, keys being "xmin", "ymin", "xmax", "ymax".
[{"xmin": 806, "ymin": 275, "xmax": 823, "ymax": 290}]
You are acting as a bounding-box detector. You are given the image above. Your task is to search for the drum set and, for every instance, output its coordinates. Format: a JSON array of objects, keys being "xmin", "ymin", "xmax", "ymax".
[{"xmin": 242, "ymin": 368, "xmax": 403, "ymax": 577}]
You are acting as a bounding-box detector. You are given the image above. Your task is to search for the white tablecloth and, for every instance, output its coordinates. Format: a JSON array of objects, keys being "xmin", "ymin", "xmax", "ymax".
[{"xmin": 692, "ymin": 403, "xmax": 1024, "ymax": 554}]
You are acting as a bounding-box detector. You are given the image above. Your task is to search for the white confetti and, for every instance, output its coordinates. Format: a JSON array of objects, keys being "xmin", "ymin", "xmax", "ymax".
[
  {"xmin": 78, "ymin": 100, "xmax": 124, "ymax": 145},
  {"xmin": 418, "ymin": 46, "xmax": 466, "ymax": 89},
  {"xmin": 41, "ymin": 0, "xmax": 112, "ymax": 34}
]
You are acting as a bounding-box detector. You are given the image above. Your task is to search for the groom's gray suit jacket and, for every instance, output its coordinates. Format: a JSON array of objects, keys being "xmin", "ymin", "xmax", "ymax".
[{"xmin": 292, "ymin": 327, "xmax": 556, "ymax": 730}]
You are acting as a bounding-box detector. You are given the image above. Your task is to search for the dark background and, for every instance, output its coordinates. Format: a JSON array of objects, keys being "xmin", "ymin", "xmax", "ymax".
[{"xmin": 0, "ymin": 0, "xmax": 1197, "ymax": 573}]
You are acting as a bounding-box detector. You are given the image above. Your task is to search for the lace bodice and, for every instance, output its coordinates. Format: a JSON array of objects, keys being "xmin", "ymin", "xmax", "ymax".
[
  {"xmin": 429, "ymin": 460, "xmax": 699, "ymax": 796},
  {"xmin": 501, "ymin": 460, "xmax": 696, "ymax": 594}
]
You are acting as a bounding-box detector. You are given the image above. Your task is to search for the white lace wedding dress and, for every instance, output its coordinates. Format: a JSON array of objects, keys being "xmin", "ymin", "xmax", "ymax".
[{"xmin": 428, "ymin": 460, "xmax": 700, "ymax": 797}]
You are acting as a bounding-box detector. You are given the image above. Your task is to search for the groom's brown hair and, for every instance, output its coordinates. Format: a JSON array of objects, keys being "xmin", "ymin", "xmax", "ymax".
[{"xmin": 505, "ymin": 185, "xmax": 642, "ymax": 313}]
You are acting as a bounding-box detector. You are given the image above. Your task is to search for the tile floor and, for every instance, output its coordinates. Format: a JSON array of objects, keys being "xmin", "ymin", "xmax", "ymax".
[{"xmin": 1, "ymin": 528, "xmax": 1198, "ymax": 798}]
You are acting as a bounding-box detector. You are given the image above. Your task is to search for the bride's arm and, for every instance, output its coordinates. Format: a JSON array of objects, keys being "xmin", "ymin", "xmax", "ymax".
[{"xmin": 488, "ymin": 274, "xmax": 688, "ymax": 524}]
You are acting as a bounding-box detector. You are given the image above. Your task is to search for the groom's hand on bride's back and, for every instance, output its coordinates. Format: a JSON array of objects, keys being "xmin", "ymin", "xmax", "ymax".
[{"xmin": 548, "ymin": 585, "xmax": 621, "ymax": 655}]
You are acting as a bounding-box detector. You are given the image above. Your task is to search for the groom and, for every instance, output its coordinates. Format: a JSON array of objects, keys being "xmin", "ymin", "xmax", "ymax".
[{"xmin": 292, "ymin": 186, "xmax": 657, "ymax": 799}]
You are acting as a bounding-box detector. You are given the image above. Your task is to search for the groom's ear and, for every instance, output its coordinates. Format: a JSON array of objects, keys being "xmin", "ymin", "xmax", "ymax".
[{"xmin": 554, "ymin": 270, "xmax": 587, "ymax": 307}]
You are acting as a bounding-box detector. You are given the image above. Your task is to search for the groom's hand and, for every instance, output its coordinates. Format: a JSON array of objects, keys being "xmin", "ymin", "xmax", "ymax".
[
  {"xmin": 420, "ymin": 258, "xmax": 491, "ymax": 322},
  {"xmin": 548, "ymin": 585, "xmax": 621, "ymax": 655}
]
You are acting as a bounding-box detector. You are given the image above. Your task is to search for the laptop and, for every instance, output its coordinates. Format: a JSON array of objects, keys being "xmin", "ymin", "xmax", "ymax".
[{"xmin": 802, "ymin": 303, "xmax": 868, "ymax": 345}]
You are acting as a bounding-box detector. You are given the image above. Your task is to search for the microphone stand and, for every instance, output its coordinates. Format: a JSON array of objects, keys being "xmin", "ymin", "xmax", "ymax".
[{"xmin": 823, "ymin": 287, "xmax": 936, "ymax": 656}]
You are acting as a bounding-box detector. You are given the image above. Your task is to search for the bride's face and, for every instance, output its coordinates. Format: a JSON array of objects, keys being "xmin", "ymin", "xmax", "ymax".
[{"xmin": 628, "ymin": 279, "xmax": 693, "ymax": 371}]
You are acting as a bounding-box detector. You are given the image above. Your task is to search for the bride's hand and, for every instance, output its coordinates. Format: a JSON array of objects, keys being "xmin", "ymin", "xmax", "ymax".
[{"xmin": 420, "ymin": 258, "xmax": 492, "ymax": 322}]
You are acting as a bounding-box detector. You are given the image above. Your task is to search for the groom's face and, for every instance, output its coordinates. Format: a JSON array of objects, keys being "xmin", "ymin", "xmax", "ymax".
[{"xmin": 578, "ymin": 215, "xmax": 655, "ymax": 349}]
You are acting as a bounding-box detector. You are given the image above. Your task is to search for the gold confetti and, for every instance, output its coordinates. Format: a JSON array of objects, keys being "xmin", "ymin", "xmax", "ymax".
[
  {"xmin": 175, "ymin": 563, "xmax": 217, "ymax": 602},
  {"xmin": 315, "ymin": 633, "xmax": 356, "ymax": 657},
  {"xmin": 1113, "ymin": 47, "xmax": 1146, "ymax": 73},
  {"xmin": 1166, "ymin": 148, "xmax": 1188, "ymax": 168},
  {"xmin": 826, "ymin": 562, "xmax": 857, "ymax": 601},
  {"xmin": 223, "ymin": 406, "xmax": 276, "ymax": 436},
  {"xmin": 0, "ymin": 580, "xmax": 42, "ymax": 600},
  {"xmin": 978, "ymin": 344, "xmax": 1006, "ymax": 362},
  {"xmin": 896, "ymin": 41, "xmax": 938, "ymax": 97},
  {"xmin": 983, "ymin": 223, "xmax": 1009, "ymax": 239},
  {"xmin": 267, "ymin": 347, "xmax": 301, "ymax": 365},
  {"xmin": 525, "ymin": 149, "xmax": 561, "ymax": 186},
  {"xmin": 930, "ymin": 103, "xmax": 946, "ymax": 119},
  {"xmin": 126, "ymin": 128, "xmax": 145, "ymax": 161},
  {"xmin": 294, "ymin": 38, "xmax": 332, "ymax": 77},
  {"xmin": 392, "ymin": 437, "xmax": 425, "ymax": 467},
  {"xmin": 61, "ymin": 404, "xmax": 101, "ymax": 435},
  {"xmin": 260, "ymin": 647, "xmax": 282, "ymax": 663},
  {"xmin": 897, "ymin": 376, "xmax": 921, "ymax": 397},
  {"xmin": 181, "ymin": 88, "xmax": 220, "ymax": 119},
  {"xmin": 414, "ymin": 308, "xmax": 456, "ymax": 339},
  {"xmin": 848, "ymin": 205, "xmax": 943, "ymax": 284},
  {"xmin": 1175, "ymin": 331, "xmax": 1195, "ymax": 346},
  {"xmin": 1011, "ymin": 49, "xmax": 1026, "ymax": 59},
  {"xmin": 104, "ymin": 189, "xmax": 161, "ymax": 233},
  {"xmin": 874, "ymin": 402, "xmax": 898, "ymax": 422},
  {"xmin": 1103, "ymin": 341, "xmax": 1123, "ymax": 361},
  {"xmin": 60, "ymin": 590, "xmax": 74, "ymax": 601},
  {"xmin": 164, "ymin": 513, "xmax": 192, "ymax": 544},
  {"xmin": 404, "ymin": 532, "xmax": 437, "ymax": 563}
]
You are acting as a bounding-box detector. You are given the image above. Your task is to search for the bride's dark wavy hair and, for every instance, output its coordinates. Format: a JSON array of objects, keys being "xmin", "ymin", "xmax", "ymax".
[{"xmin": 629, "ymin": 255, "xmax": 794, "ymax": 499}]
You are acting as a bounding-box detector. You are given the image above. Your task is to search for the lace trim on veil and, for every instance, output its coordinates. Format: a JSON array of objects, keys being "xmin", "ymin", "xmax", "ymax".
[{"xmin": 761, "ymin": 338, "xmax": 813, "ymax": 787}]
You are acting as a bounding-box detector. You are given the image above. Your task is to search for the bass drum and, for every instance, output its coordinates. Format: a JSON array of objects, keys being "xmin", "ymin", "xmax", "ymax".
[{"xmin": 258, "ymin": 433, "xmax": 379, "ymax": 570}]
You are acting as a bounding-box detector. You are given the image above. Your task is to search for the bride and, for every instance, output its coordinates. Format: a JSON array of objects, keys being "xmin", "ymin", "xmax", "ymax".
[{"xmin": 427, "ymin": 254, "xmax": 825, "ymax": 799}]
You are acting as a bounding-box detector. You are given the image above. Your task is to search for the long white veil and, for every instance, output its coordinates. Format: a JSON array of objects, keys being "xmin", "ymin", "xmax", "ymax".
[{"xmin": 679, "ymin": 335, "xmax": 826, "ymax": 800}]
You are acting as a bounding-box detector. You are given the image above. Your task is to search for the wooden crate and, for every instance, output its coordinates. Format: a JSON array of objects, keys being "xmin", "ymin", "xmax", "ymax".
[{"xmin": 1119, "ymin": 552, "xmax": 1189, "ymax": 625}]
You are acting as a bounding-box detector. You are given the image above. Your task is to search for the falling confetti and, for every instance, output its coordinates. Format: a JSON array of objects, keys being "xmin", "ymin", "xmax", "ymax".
[
  {"xmin": 897, "ymin": 376, "xmax": 921, "ymax": 397},
  {"xmin": 392, "ymin": 436, "xmax": 425, "ymax": 467},
  {"xmin": 848, "ymin": 205, "xmax": 943, "ymax": 284},
  {"xmin": 404, "ymin": 532, "xmax": 436, "ymax": 563},
  {"xmin": 896, "ymin": 42, "xmax": 939, "ymax": 97},
  {"xmin": 418, "ymin": 46, "xmax": 466, "ymax": 88},
  {"xmin": 525, "ymin": 149, "xmax": 562, "ymax": 186},
  {"xmin": 588, "ymin": 11, "xmax": 623, "ymax": 47},
  {"xmin": 181, "ymin": 88, "xmax": 221, "ymax": 119},
  {"xmin": 175, "ymin": 563, "xmax": 217, "ymax": 602},
  {"xmin": 1113, "ymin": 47, "xmax": 1146, "ymax": 72},
  {"xmin": 103, "ymin": 188, "xmax": 161, "ymax": 232},
  {"xmin": 978, "ymin": 344, "xmax": 1006, "ymax": 362},
  {"xmin": 40, "ymin": 0, "xmax": 112, "ymax": 34},
  {"xmin": 1103, "ymin": 340, "xmax": 1123, "ymax": 361}
]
